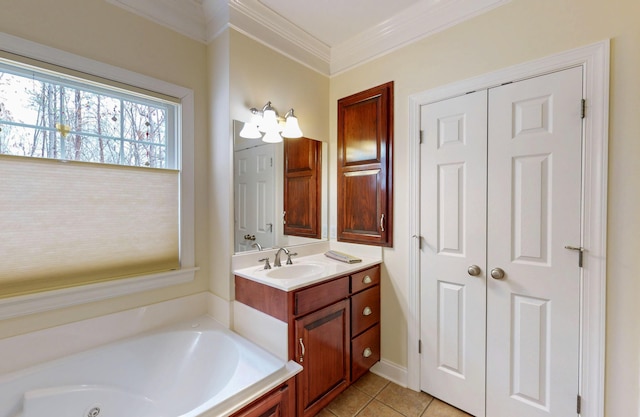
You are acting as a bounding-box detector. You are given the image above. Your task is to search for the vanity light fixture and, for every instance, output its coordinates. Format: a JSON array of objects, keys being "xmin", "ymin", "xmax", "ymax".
[{"xmin": 239, "ymin": 102, "xmax": 303, "ymax": 142}]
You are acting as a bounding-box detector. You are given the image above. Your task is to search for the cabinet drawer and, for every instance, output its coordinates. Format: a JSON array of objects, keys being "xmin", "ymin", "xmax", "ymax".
[
  {"xmin": 295, "ymin": 276, "xmax": 349, "ymax": 316},
  {"xmin": 351, "ymin": 286, "xmax": 380, "ymax": 337},
  {"xmin": 350, "ymin": 265, "xmax": 380, "ymax": 294},
  {"xmin": 351, "ymin": 323, "xmax": 380, "ymax": 382}
]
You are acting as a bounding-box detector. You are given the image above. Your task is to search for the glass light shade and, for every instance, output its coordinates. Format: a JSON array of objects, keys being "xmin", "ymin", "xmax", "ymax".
[
  {"xmin": 239, "ymin": 122, "xmax": 262, "ymax": 139},
  {"xmin": 281, "ymin": 115, "xmax": 303, "ymax": 138},
  {"xmin": 259, "ymin": 109, "xmax": 279, "ymax": 133},
  {"xmin": 262, "ymin": 129, "xmax": 283, "ymax": 143}
]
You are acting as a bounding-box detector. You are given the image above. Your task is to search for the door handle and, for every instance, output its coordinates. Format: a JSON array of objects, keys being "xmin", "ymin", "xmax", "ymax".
[
  {"xmin": 490, "ymin": 267, "xmax": 505, "ymax": 280},
  {"xmin": 380, "ymin": 214, "xmax": 385, "ymax": 232},
  {"xmin": 467, "ymin": 265, "xmax": 481, "ymax": 276},
  {"xmin": 298, "ymin": 338, "xmax": 305, "ymax": 363}
]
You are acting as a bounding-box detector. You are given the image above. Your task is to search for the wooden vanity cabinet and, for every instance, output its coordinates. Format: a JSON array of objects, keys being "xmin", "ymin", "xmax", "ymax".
[
  {"xmin": 349, "ymin": 266, "xmax": 381, "ymax": 381},
  {"xmin": 234, "ymin": 264, "xmax": 381, "ymax": 417},
  {"xmin": 230, "ymin": 378, "xmax": 294, "ymax": 417},
  {"xmin": 295, "ymin": 299, "xmax": 349, "ymax": 417}
]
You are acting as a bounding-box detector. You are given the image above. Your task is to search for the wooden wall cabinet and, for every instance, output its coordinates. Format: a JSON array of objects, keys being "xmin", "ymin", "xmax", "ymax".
[
  {"xmin": 283, "ymin": 137, "xmax": 322, "ymax": 239},
  {"xmin": 235, "ymin": 264, "xmax": 381, "ymax": 417},
  {"xmin": 337, "ymin": 82, "xmax": 394, "ymax": 247}
]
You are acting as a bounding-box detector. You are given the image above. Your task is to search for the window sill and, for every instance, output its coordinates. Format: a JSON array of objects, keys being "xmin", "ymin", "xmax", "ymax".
[{"xmin": 0, "ymin": 267, "xmax": 198, "ymax": 320}]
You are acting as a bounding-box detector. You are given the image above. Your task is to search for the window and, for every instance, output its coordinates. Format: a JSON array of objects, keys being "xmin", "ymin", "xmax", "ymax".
[
  {"xmin": 0, "ymin": 35, "xmax": 195, "ymax": 314},
  {"xmin": 0, "ymin": 61, "xmax": 176, "ymax": 168}
]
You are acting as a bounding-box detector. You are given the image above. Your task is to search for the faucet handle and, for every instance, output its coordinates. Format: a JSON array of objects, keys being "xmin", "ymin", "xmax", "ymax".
[
  {"xmin": 286, "ymin": 252, "xmax": 298, "ymax": 265},
  {"xmin": 258, "ymin": 257, "xmax": 271, "ymax": 270}
]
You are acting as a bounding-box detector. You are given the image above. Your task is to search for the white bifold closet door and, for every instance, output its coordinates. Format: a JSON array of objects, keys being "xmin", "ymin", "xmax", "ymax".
[{"xmin": 420, "ymin": 66, "xmax": 583, "ymax": 417}]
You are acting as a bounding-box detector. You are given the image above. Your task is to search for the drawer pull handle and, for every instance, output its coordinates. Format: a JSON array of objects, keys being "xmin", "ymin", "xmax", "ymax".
[
  {"xmin": 363, "ymin": 347, "xmax": 373, "ymax": 358},
  {"xmin": 362, "ymin": 275, "xmax": 372, "ymax": 284},
  {"xmin": 362, "ymin": 306, "xmax": 373, "ymax": 316},
  {"xmin": 299, "ymin": 338, "xmax": 305, "ymax": 363}
]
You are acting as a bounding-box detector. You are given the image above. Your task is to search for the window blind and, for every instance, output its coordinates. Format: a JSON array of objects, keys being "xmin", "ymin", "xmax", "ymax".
[{"xmin": 0, "ymin": 155, "xmax": 179, "ymax": 298}]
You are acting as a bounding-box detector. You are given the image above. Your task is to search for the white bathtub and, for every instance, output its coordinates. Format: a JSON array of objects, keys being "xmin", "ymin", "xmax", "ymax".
[{"xmin": 0, "ymin": 315, "xmax": 301, "ymax": 417}]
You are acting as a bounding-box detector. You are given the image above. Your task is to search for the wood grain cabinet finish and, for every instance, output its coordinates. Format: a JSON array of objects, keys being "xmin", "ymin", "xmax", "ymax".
[
  {"xmin": 230, "ymin": 379, "xmax": 294, "ymax": 417},
  {"xmin": 337, "ymin": 82, "xmax": 393, "ymax": 247},
  {"xmin": 234, "ymin": 264, "xmax": 381, "ymax": 417},
  {"xmin": 283, "ymin": 137, "xmax": 322, "ymax": 239},
  {"xmin": 295, "ymin": 300, "xmax": 350, "ymax": 417}
]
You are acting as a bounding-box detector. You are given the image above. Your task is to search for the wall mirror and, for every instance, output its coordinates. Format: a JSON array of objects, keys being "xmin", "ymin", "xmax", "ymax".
[{"xmin": 233, "ymin": 120, "xmax": 328, "ymax": 253}]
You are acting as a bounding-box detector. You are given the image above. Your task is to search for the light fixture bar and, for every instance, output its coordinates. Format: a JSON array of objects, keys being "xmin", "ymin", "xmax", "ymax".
[{"xmin": 239, "ymin": 102, "xmax": 304, "ymax": 142}]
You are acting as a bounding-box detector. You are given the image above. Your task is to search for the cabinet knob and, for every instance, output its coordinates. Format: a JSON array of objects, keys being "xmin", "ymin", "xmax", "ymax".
[
  {"xmin": 363, "ymin": 347, "xmax": 373, "ymax": 358},
  {"xmin": 362, "ymin": 306, "xmax": 373, "ymax": 316},
  {"xmin": 362, "ymin": 275, "xmax": 372, "ymax": 284}
]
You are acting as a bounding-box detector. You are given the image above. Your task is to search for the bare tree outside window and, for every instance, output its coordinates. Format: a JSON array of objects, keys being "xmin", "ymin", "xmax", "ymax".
[{"xmin": 0, "ymin": 65, "xmax": 170, "ymax": 168}]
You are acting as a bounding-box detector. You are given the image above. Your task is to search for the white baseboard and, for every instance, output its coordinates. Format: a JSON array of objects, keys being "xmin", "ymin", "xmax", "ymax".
[{"xmin": 370, "ymin": 359, "xmax": 409, "ymax": 388}]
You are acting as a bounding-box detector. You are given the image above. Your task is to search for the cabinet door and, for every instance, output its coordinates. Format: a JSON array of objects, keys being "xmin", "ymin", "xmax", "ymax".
[
  {"xmin": 337, "ymin": 81, "xmax": 393, "ymax": 247},
  {"xmin": 231, "ymin": 383, "xmax": 291, "ymax": 417},
  {"xmin": 283, "ymin": 137, "xmax": 322, "ymax": 238},
  {"xmin": 295, "ymin": 300, "xmax": 350, "ymax": 417}
]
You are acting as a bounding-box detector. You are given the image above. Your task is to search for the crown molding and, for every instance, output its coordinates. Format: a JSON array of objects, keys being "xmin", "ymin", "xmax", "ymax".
[
  {"xmin": 106, "ymin": 0, "xmax": 208, "ymax": 43},
  {"xmin": 105, "ymin": 0, "xmax": 511, "ymax": 76},
  {"xmin": 330, "ymin": 0, "xmax": 512, "ymax": 75},
  {"xmin": 227, "ymin": 0, "xmax": 331, "ymax": 75}
]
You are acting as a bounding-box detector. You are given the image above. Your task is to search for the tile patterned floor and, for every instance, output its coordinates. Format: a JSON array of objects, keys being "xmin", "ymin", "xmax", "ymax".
[{"xmin": 318, "ymin": 373, "xmax": 473, "ymax": 417}]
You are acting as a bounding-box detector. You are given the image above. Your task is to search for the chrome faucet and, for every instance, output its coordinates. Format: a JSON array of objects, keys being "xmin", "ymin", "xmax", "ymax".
[
  {"xmin": 252, "ymin": 242, "xmax": 262, "ymax": 251},
  {"xmin": 273, "ymin": 247, "xmax": 290, "ymax": 267}
]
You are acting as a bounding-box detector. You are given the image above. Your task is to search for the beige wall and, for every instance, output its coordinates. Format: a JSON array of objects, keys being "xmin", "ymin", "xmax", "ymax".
[
  {"xmin": 229, "ymin": 30, "xmax": 330, "ymax": 143},
  {"xmin": 0, "ymin": 0, "xmax": 210, "ymax": 337},
  {"xmin": 330, "ymin": 0, "xmax": 639, "ymax": 415},
  {"xmin": 207, "ymin": 29, "xmax": 330, "ymax": 300}
]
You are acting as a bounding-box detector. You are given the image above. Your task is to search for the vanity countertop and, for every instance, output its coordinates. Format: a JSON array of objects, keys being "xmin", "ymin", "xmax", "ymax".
[{"xmin": 233, "ymin": 253, "xmax": 381, "ymax": 292}]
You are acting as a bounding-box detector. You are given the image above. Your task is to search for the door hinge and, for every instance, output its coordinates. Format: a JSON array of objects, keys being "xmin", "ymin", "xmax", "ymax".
[
  {"xmin": 577, "ymin": 394, "xmax": 582, "ymax": 414},
  {"xmin": 581, "ymin": 99, "xmax": 586, "ymax": 119},
  {"xmin": 419, "ymin": 130, "xmax": 424, "ymax": 144},
  {"xmin": 418, "ymin": 339, "xmax": 422, "ymax": 354}
]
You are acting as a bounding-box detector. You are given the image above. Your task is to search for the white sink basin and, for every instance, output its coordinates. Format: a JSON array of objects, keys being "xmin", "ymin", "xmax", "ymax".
[
  {"xmin": 233, "ymin": 253, "xmax": 378, "ymax": 291},
  {"xmin": 265, "ymin": 263, "xmax": 326, "ymax": 279}
]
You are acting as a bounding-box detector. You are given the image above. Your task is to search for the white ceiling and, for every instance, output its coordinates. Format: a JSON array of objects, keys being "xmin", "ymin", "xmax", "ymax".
[
  {"xmin": 106, "ymin": 0, "xmax": 511, "ymax": 75},
  {"xmin": 259, "ymin": 0, "xmax": 423, "ymax": 47}
]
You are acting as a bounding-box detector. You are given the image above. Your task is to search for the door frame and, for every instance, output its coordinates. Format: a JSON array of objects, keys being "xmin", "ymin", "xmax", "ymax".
[{"xmin": 407, "ymin": 40, "xmax": 609, "ymax": 417}]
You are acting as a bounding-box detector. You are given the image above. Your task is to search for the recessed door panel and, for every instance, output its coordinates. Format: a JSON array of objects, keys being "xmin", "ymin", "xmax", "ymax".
[
  {"xmin": 511, "ymin": 294, "xmax": 550, "ymax": 410},
  {"xmin": 438, "ymin": 163, "xmax": 465, "ymax": 256},
  {"xmin": 437, "ymin": 281, "xmax": 465, "ymax": 377},
  {"xmin": 512, "ymin": 154, "xmax": 550, "ymax": 264}
]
